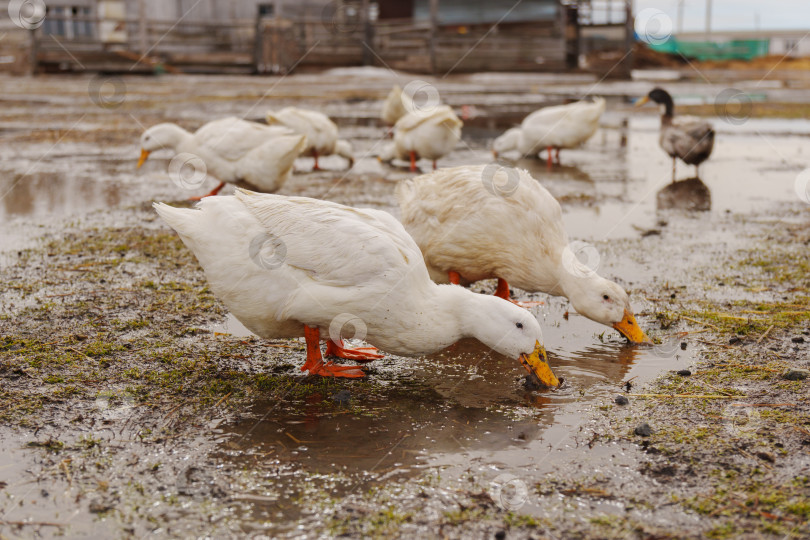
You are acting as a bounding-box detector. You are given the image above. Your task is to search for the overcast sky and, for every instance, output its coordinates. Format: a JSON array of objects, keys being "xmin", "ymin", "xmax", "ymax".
[{"xmin": 633, "ymin": 0, "xmax": 810, "ymax": 32}]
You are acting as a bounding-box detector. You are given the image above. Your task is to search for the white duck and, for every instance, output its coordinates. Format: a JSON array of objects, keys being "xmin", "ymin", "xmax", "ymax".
[
  {"xmin": 265, "ymin": 107, "xmax": 354, "ymax": 171},
  {"xmin": 153, "ymin": 189, "xmax": 558, "ymax": 385},
  {"xmin": 379, "ymin": 105, "xmax": 462, "ymax": 172},
  {"xmin": 493, "ymin": 97, "xmax": 606, "ymax": 168},
  {"xmin": 380, "ymin": 85, "xmax": 413, "ymax": 126},
  {"xmin": 138, "ymin": 117, "xmax": 307, "ymax": 199},
  {"xmin": 397, "ymin": 165, "xmax": 651, "ymax": 344}
]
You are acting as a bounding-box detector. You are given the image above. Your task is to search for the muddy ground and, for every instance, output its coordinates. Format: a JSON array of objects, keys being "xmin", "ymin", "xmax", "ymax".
[{"xmin": 0, "ymin": 68, "xmax": 809, "ymax": 539}]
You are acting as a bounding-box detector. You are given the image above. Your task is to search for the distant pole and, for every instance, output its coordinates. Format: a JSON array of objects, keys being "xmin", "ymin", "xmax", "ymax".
[
  {"xmin": 362, "ymin": 0, "xmax": 373, "ymax": 65},
  {"xmin": 138, "ymin": 0, "xmax": 147, "ymax": 55},
  {"xmin": 623, "ymin": 0, "xmax": 633, "ymax": 77},
  {"xmin": 429, "ymin": 0, "xmax": 439, "ymax": 74},
  {"xmin": 677, "ymin": 0, "xmax": 684, "ymax": 35},
  {"xmin": 705, "ymin": 0, "xmax": 712, "ymax": 40}
]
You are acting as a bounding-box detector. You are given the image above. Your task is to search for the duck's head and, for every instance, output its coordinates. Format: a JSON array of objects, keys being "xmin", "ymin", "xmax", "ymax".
[
  {"xmin": 377, "ymin": 142, "xmax": 396, "ymax": 163},
  {"xmin": 567, "ymin": 277, "xmax": 651, "ymax": 344},
  {"xmin": 335, "ymin": 139, "xmax": 354, "ymax": 166},
  {"xmin": 635, "ymin": 88, "xmax": 674, "ymax": 116},
  {"xmin": 492, "ymin": 128, "xmax": 522, "ymax": 158},
  {"xmin": 137, "ymin": 123, "xmax": 188, "ymax": 169},
  {"xmin": 464, "ymin": 295, "xmax": 560, "ymax": 388}
]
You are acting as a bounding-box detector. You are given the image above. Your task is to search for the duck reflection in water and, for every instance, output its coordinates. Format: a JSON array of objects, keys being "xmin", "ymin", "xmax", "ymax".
[{"xmin": 657, "ymin": 177, "xmax": 711, "ymax": 212}]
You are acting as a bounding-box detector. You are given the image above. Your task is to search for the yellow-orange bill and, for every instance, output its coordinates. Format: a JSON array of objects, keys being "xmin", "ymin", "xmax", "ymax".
[
  {"xmin": 136, "ymin": 149, "xmax": 150, "ymax": 169},
  {"xmin": 634, "ymin": 95, "xmax": 650, "ymax": 108},
  {"xmin": 613, "ymin": 309, "xmax": 653, "ymax": 344},
  {"xmin": 519, "ymin": 340, "xmax": 560, "ymax": 388}
]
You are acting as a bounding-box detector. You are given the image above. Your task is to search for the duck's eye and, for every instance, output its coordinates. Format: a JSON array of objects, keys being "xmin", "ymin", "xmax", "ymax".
[
  {"xmin": 602, "ymin": 294, "xmax": 610, "ymax": 301},
  {"xmin": 516, "ymin": 322, "xmax": 523, "ymax": 329}
]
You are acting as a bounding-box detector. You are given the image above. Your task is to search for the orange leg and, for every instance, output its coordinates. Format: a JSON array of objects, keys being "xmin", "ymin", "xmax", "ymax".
[
  {"xmin": 546, "ymin": 146, "xmax": 553, "ymax": 170},
  {"xmin": 313, "ymin": 150, "xmax": 320, "ymax": 171},
  {"xmin": 448, "ymin": 270, "xmax": 461, "ymax": 285},
  {"xmin": 494, "ymin": 278, "xmax": 543, "ymax": 308},
  {"xmin": 555, "ymin": 148, "xmax": 561, "ymax": 164},
  {"xmin": 409, "ymin": 151, "xmax": 417, "ymax": 172},
  {"xmin": 432, "ymin": 159, "xmax": 438, "ymax": 170},
  {"xmin": 300, "ymin": 326, "xmax": 365, "ymax": 378},
  {"xmin": 495, "ymin": 278, "xmax": 511, "ymax": 300},
  {"xmin": 188, "ymin": 181, "xmax": 226, "ymax": 201},
  {"xmin": 326, "ymin": 339, "xmax": 384, "ymax": 363}
]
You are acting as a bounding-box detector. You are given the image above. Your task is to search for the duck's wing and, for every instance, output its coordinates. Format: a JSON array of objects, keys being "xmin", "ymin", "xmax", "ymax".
[
  {"xmin": 234, "ymin": 189, "xmax": 428, "ymax": 290},
  {"xmin": 268, "ymin": 107, "xmax": 338, "ymax": 151},
  {"xmin": 195, "ymin": 117, "xmax": 294, "ymax": 162},
  {"xmin": 381, "ymin": 85, "xmax": 409, "ymax": 124},
  {"xmin": 394, "ymin": 105, "xmax": 462, "ymax": 132},
  {"xmin": 666, "ymin": 118, "xmax": 715, "ymax": 160}
]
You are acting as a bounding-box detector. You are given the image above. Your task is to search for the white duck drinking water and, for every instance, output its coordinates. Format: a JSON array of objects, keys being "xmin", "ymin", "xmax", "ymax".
[
  {"xmin": 153, "ymin": 189, "xmax": 559, "ymax": 385},
  {"xmin": 397, "ymin": 164, "xmax": 651, "ymax": 344}
]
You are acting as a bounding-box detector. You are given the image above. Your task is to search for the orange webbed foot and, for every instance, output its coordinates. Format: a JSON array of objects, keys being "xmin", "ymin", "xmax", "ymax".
[
  {"xmin": 188, "ymin": 181, "xmax": 226, "ymax": 201},
  {"xmin": 326, "ymin": 339, "xmax": 384, "ymax": 363},
  {"xmin": 302, "ymin": 325, "xmax": 367, "ymax": 378},
  {"xmin": 308, "ymin": 360, "xmax": 366, "ymax": 378},
  {"xmin": 510, "ymin": 299, "xmax": 544, "ymax": 308}
]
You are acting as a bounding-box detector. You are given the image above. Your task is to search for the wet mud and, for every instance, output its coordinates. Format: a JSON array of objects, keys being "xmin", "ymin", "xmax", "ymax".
[{"xmin": 0, "ymin": 70, "xmax": 808, "ymax": 538}]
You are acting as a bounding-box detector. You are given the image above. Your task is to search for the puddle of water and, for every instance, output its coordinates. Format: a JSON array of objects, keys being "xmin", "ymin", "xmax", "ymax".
[{"xmin": 209, "ymin": 297, "xmax": 695, "ymax": 532}]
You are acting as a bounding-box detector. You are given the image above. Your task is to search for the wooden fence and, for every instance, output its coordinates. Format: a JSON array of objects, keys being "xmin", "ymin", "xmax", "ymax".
[{"xmin": 31, "ymin": 12, "xmax": 570, "ymax": 74}]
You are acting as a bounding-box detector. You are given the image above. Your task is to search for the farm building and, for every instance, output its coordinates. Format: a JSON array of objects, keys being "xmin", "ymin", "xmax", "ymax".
[{"xmin": 0, "ymin": 0, "xmax": 632, "ymax": 74}]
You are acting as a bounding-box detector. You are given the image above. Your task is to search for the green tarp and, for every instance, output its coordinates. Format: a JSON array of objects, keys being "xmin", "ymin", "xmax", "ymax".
[{"xmin": 648, "ymin": 38, "xmax": 770, "ymax": 61}]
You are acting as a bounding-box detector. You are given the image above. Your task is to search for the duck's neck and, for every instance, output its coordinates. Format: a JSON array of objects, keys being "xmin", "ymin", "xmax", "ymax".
[
  {"xmin": 166, "ymin": 124, "xmax": 194, "ymax": 151},
  {"xmin": 555, "ymin": 268, "xmax": 602, "ymax": 315},
  {"xmin": 660, "ymin": 96, "xmax": 675, "ymax": 123},
  {"xmin": 410, "ymin": 284, "xmax": 489, "ymax": 353}
]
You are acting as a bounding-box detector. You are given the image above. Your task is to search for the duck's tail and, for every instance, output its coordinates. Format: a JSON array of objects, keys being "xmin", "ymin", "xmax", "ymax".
[{"xmin": 153, "ymin": 202, "xmax": 201, "ymax": 239}]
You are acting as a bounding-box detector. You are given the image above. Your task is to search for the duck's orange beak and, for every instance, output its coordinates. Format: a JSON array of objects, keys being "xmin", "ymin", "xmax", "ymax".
[
  {"xmin": 613, "ymin": 309, "xmax": 652, "ymax": 344},
  {"xmin": 136, "ymin": 149, "xmax": 150, "ymax": 169},
  {"xmin": 634, "ymin": 95, "xmax": 650, "ymax": 108},
  {"xmin": 519, "ymin": 341, "xmax": 560, "ymax": 388}
]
